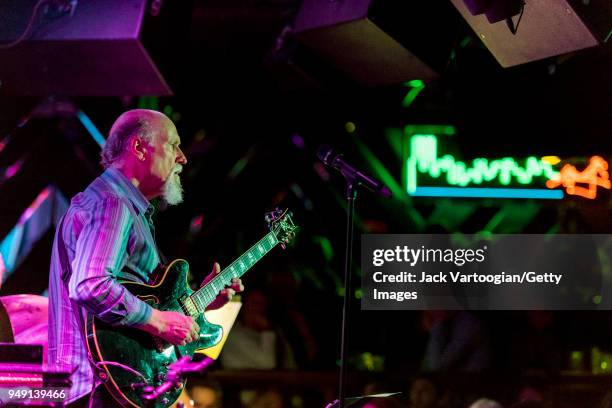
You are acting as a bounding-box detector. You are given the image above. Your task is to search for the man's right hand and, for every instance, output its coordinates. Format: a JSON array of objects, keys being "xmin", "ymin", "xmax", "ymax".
[{"xmin": 141, "ymin": 309, "xmax": 200, "ymax": 346}]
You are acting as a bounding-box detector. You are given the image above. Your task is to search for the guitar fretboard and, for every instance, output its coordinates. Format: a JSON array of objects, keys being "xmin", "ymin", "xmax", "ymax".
[{"xmin": 188, "ymin": 230, "xmax": 279, "ymax": 313}]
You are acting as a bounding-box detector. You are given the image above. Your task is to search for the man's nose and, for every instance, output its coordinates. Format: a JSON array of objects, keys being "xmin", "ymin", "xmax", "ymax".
[{"xmin": 176, "ymin": 147, "xmax": 187, "ymax": 165}]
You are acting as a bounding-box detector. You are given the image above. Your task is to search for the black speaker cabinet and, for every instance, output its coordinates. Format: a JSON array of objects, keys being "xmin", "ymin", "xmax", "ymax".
[
  {"xmin": 294, "ymin": 0, "xmax": 460, "ymax": 86},
  {"xmin": 449, "ymin": 0, "xmax": 604, "ymax": 67},
  {"xmin": 0, "ymin": 0, "xmax": 189, "ymax": 96}
]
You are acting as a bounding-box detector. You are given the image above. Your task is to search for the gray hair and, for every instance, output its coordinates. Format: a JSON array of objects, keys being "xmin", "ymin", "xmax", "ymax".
[{"xmin": 100, "ymin": 109, "xmax": 160, "ymax": 169}]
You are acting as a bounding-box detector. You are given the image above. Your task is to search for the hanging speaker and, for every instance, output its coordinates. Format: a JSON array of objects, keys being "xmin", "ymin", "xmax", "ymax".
[
  {"xmin": 293, "ymin": 0, "xmax": 460, "ymax": 86},
  {"xmin": 450, "ymin": 0, "xmax": 604, "ymax": 67},
  {"xmin": 0, "ymin": 0, "xmax": 188, "ymax": 96}
]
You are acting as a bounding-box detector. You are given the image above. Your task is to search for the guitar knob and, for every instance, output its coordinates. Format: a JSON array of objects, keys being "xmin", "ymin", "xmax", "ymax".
[{"xmin": 161, "ymin": 397, "xmax": 169, "ymax": 405}]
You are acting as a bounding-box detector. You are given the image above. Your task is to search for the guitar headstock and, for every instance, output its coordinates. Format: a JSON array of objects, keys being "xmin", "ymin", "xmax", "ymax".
[{"xmin": 265, "ymin": 208, "xmax": 298, "ymax": 249}]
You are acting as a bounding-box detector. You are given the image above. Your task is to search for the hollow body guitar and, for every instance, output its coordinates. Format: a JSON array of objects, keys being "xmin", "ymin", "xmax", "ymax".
[{"xmin": 85, "ymin": 210, "xmax": 297, "ymax": 407}]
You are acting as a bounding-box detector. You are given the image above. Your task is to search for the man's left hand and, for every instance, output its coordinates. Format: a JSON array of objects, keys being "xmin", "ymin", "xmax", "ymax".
[{"xmin": 202, "ymin": 262, "xmax": 244, "ymax": 311}]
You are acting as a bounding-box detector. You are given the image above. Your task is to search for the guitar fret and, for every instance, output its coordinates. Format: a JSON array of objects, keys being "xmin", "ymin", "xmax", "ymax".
[
  {"xmin": 193, "ymin": 297, "xmax": 203, "ymax": 313},
  {"xmin": 212, "ymin": 281, "xmax": 221, "ymax": 295},
  {"xmin": 191, "ymin": 231, "xmax": 285, "ymax": 313}
]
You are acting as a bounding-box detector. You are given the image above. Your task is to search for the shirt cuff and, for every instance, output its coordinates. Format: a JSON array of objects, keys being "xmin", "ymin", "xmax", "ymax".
[{"xmin": 123, "ymin": 298, "xmax": 154, "ymax": 327}]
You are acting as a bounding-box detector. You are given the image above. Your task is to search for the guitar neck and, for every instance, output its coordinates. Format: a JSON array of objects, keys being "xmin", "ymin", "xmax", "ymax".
[{"xmin": 189, "ymin": 230, "xmax": 279, "ymax": 312}]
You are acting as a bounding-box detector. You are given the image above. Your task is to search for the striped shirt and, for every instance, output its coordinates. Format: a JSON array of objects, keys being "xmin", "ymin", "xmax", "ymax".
[{"xmin": 48, "ymin": 167, "xmax": 161, "ymax": 403}]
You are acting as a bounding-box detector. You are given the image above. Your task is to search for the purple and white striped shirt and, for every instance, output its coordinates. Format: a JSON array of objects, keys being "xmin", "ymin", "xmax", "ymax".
[{"xmin": 48, "ymin": 167, "xmax": 161, "ymax": 403}]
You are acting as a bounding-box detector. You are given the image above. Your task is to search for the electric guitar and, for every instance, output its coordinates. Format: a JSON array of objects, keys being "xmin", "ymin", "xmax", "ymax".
[{"xmin": 85, "ymin": 209, "xmax": 298, "ymax": 407}]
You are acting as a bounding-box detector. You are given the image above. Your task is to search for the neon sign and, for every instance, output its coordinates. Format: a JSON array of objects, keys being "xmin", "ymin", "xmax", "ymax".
[
  {"xmin": 546, "ymin": 156, "xmax": 611, "ymax": 199},
  {"xmin": 406, "ymin": 134, "xmax": 563, "ymax": 199}
]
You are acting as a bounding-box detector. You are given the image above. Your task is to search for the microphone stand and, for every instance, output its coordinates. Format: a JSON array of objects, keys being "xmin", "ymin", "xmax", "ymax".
[
  {"xmin": 338, "ymin": 177, "xmax": 357, "ymax": 408},
  {"xmin": 317, "ymin": 146, "xmax": 390, "ymax": 407}
]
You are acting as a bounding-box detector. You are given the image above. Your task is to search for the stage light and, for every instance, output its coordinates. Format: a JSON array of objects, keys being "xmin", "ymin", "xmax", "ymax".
[
  {"xmin": 189, "ymin": 214, "xmax": 204, "ymax": 235},
  {"xmin": 291, "ymin": 134, "xmax": 305, "ymax": 149},
  {"xmin": 402, "ymin": 80, "xmax": 426, "ymax": 108},
  {"xmin": 76, "ymin": 110, "xmax": 105, "ymax": 147},
  {"xmin": 345, "ymin": 122, "xmax": 356, "ymax": 134},
  {"xmin": 0, "ymin": 187, "xmax": 68, "ymax": 284}
]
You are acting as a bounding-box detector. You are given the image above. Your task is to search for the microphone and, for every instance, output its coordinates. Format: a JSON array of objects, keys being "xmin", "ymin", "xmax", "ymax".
[{"xmin": 316, "ymin": 146, "xmax": 391, "ymax": 198}]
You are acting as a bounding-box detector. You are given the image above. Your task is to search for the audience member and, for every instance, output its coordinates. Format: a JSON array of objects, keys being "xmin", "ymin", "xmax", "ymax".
[
  {"xmin": 421, "ymin": 311, "xmax": 491, "ymax": 372},
  {"xmin": 469, "ymin": 398, "xmax": 503, "ymax": 408},
  {"xmin": 408, "ymin": 376, "xmax": 440, "ymax": 408},
  {"xmin": 189, "ymin": 381, "xmax": 223, "ymax": 408},
  {"xmin": 247, "ymin": 387, "xmax": 285, "ymax": 408},
  {"xmin": 220, "ymin": 288, "xmax": 296, "ymax": 369}
]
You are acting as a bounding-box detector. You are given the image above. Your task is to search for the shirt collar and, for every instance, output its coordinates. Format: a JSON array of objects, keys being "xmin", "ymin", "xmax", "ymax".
[{"xmin": 102, "ymin": 167, "xmax": 153, "ymax": 215}]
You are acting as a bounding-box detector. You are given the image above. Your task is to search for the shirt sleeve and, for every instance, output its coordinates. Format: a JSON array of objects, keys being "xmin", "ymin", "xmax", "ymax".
[{"xmin": 68, "ymin": 196, "xmax": 153, "ymax": 327}]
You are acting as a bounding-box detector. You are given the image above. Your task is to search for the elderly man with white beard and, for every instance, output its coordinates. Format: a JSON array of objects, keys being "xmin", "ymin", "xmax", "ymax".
[{"xmin": 47, "ymin": 110, "xmax": 243, "ymax": 407}]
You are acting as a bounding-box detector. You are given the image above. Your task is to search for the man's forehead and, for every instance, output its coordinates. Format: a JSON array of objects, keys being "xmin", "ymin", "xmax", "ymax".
[
  {"xmin": 154, "ymin": 117, "xmax": 180, "ymax": 143},
  {"xmin": 166, "ymin": 122, "xmax": 180, "ymax": 143}
]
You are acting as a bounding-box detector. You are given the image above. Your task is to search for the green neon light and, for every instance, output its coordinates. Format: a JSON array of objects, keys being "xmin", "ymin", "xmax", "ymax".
[
  {"xmin": 404, "ymin": 125, "xmax": 456, "ymax": 136},
  {"xmin": 460, "ymin": 36, "xmax": 472, "ymax": 48},
  {"xmin": 406, "ymin": 134, "xmax": 559, "ymax": 194},
  {"xmin": 401, "ymin": 80, "xmax": 426, "ymax": 108}
]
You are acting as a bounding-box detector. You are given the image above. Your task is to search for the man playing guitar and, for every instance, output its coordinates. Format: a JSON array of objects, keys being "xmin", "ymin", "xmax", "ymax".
[{"xmin": 48, "ymin": 110, "xmax": 244, "ymax": 407}]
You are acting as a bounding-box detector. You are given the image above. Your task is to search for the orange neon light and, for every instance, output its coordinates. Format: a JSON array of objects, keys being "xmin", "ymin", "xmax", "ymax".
[{"xmin": 546, "ymin": 156, "xmax": 611, "ymax": 199}]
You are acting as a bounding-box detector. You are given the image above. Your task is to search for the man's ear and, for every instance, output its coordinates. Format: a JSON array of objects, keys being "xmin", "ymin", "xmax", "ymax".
[{"xmin": 129, "ymin": 136, "xmax": 147, "ymax": 161}]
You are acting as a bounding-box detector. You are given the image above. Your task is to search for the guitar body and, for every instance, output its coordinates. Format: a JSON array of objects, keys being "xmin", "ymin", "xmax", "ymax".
[
  {"xmin": 85, "ymin": 259, "xmax": 223, "ymax": 408},
  {"xmin": 83, "ymin": 209, "xmax": 298, "ymax": 408}
]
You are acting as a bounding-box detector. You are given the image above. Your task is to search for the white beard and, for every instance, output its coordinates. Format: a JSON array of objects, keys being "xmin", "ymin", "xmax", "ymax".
[{"xmin": 162, "ymin": 171, "xmax": 184, "ymax": 205}]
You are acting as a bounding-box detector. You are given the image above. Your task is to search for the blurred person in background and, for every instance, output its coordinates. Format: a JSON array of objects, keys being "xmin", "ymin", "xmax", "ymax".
[
  {"xmin": 265, "ymin": 262, "xmax": 318, "ymax": 368},
  {"xmin": 421, "ymin": 311, "xmax": 491, "ymax": 372},
  {"xmin": 247, "ymin": 387, "xmax": 285, "ymax": 408},
  {"xmin": 189, "ymin": 381, "xmax": 223, "ymax": 408},
  {"xmin": 511, "ymin": 311, "xmax": 561, "ymax": 375},
  {"xmin": 469, "ymin": 398, "xmax": 503, "ymax": 408},
  {"xmin": 408, "ymin": 376, "xmax": 441, "ymax": 408},
  {"xmin": 220, "ymin": 287, "xmax": 296, "ymax": 369}
]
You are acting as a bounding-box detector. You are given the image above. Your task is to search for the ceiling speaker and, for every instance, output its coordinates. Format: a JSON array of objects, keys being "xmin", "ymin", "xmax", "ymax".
[
  {"xmin": 0, "ymin": 0, "xmax": 182, "ymax": 96},
  {"xmin": 450, "ymin": 0, "xmax": 602, "ymax": 67}
]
